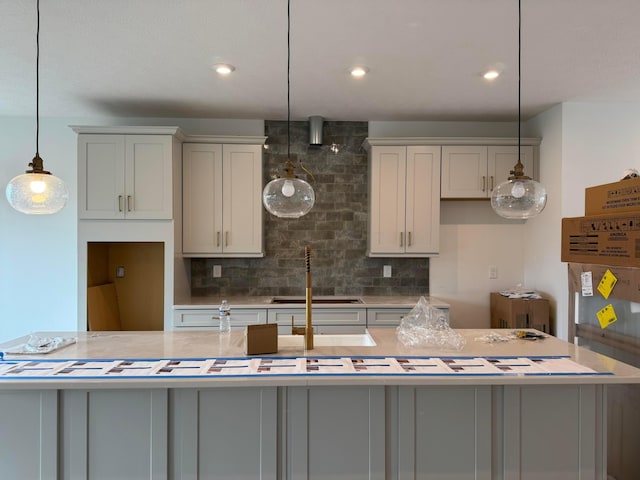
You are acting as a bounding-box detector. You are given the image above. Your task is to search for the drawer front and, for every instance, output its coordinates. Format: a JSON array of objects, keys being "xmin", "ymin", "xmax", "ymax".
[
  {"xmin": 367, "ymin": 308, "xmax": 411, "ymax": 327},
  {"xmin": 173, "ymin": 309, "xmax": 267, "ymax": 329},
  {"xmin": 366, "ymin": 308, "xmax": 450, "ymax": 327},
  {"xmin": 268, "ymin": 309, "xmax": 366, "ymax": 326}
]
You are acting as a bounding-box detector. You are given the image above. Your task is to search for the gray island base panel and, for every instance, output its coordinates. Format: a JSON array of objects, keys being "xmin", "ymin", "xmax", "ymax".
[{"xmin": 1, "ymin": 329, "xmax": 639, "ymax": 480}]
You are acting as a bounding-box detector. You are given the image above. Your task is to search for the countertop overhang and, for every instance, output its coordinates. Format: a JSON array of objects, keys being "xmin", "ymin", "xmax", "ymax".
[{"xmin": 1, "ymin": 329, "xmax": 640, "ymax": 389}]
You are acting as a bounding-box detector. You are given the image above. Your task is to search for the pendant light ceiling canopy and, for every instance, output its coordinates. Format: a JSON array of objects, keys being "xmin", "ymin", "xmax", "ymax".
[
  {"xmin": 262, "ymin": 0, "xmax": 315, "ymax": 219},
  {"xmin": 6, "ymin": 0, "xmax": 68, "ymax": 215},
  {"xmin": 491, "ymin": 0, "xmax": 547, "ymax": 220}
]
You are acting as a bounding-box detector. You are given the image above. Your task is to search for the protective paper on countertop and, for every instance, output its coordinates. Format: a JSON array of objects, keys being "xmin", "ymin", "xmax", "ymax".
[
  {"xmin": 396, "ymin": 296, "xmax": 465, "ymax": 350},
  {"xmin": 1, "ymin": 334, "xmax": 76, "ymax": 355}
]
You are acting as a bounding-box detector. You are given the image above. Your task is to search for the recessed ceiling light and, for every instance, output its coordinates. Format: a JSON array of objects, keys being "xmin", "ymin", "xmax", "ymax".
[
  {"xmin": 213, "ymin": 64, "xmax": 235, "ymax": 75},
  {"xmin": 350, "ymin": 66, "xmax": 369, "ymax": 77},
  {"xmin": 483, "ymin": 70, "xmax": 500, "ymax": 80}
]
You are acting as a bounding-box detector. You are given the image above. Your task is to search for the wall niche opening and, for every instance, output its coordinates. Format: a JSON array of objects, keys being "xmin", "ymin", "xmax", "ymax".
[{"xmin": 87, "ymin": 242, "xmax": 164, "ymax": 331}]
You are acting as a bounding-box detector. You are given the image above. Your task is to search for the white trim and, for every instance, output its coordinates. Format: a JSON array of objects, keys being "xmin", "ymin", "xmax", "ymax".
[
  {"xmin": 70, "ymin": 125, "xmax": 185, "ymax": 139},
  {"xmin": 363, "ymin": 136, "xmax": 541, "ymax": 150},
  {"xmin": 184, "ymin": 135, "xmax": 267, "ymax": 145}
]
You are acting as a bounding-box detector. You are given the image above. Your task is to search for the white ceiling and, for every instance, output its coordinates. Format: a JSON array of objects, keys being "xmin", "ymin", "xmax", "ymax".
[{"xmin": 2, "ymin": 0, "xmax": 640, "ymax": 122}]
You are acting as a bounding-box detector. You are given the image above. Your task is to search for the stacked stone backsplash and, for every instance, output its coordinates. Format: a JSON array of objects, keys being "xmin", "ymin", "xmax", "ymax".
[{"xmin": 190, "ymin": 120, "xmax": 429, "ymax": 297}]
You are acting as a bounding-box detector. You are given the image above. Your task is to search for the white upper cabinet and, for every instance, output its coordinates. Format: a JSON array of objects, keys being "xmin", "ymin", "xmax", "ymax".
[
  {"xmin": 77, "ymin": 131, "xmax": 177, "ymax": 219},
  {"xmin": 441, "ymin": 145, "xmax": 534, "ymax": 198},
  {"xmin": 488, "ymin": 145, "xmax": 534, "ymax": 189},
  {"xmin": 368, "ymin": 145, "xmax": 440, "ymax": 257},
  {"xmin": 183, "ymin": 143, "xmax": 263, "ymax": 257}
]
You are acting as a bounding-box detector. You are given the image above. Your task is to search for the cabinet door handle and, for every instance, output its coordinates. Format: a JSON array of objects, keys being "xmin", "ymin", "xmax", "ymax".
[
  {"xmin": 216, "ymin": 231, "xmax": 221, "ymax": 247},
  {"xmin": 408, "ymin": 232, "xmax": 412, "ymax": 247},
  {"xmin": 225, "ymin": 231, "xmax": 229, "ymax": 247},
  {"xmin": 127, "ymin": 195, "xmax": 132, "ymax": 212},
  {"xmin": 400, "ymin": 232, "xmax": 404, "ymax": 247},
  {"xmin": 490, "ymin": 176, "xmax": 494, "ymax": 191},
  {"xmin": 118, "ymin": 195, "xmax": 123, "ymax": 212},
  {"xmin": 482, "ymin": 175, "xmax": 486, "ymax": 192}
]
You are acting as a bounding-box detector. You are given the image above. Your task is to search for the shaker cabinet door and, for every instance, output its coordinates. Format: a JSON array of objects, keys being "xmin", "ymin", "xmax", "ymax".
[
  {"xmin": 488, "ymin": 145, "xmax": 534, "ymax": 190},
  {"xmin": 369, "ymin": 146, "xmax": 407, "ymax": 255},
  {"xmin": 405, "ymin": 146, "xmax": 440, "ymax": 254},
  {"xmin": 222, "ymin": 144, "xmax": 263, "ymax": 254},
  {"xmin": 182, "ymin": 143, "xmax": 224, "ymax": 254},
  {"xmin": 441, "ymin": 145, "xmax": 488, "ymax": 198},
  {"xmin": 78, "ymin": 134, "xmax": 126, "ymax": 219},
  {"xmin": 124, "ymin": 135, "xmax": 173, "ymax": 220}
]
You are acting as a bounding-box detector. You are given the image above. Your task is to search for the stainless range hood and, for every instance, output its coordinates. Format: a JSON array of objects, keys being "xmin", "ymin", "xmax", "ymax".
[{"xmin": 309, "ymin": 115, "xmax": 323, "ymax": 145}]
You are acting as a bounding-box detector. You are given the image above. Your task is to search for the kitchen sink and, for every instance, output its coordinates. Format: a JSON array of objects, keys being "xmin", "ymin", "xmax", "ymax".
[
  {"xmin": 270, "ymin": 296, "xmax": 364, "ymax": 305},
  {"xmin": 277, "ymin": 332, "xmax": 376, "ymax": 347}
]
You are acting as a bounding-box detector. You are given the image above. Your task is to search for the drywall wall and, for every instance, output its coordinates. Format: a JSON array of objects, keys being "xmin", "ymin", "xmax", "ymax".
[
  {"xmin": 0, "ymin": 116, "xmax": 78, "ymax": 342},
  {"xmin": 524, "ymin": 104, "xmax": 565, "ymax": 337},
  {"xmin": 561, "ymin": 103, "xmax": 640, "ymax": 217}
]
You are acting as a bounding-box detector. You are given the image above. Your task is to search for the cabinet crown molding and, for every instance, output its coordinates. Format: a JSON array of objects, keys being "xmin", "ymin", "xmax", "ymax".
[
  {"xmin": 183, "ymin": 135, "xmax": 267, "ymax": 145},
  {"xmin": 70, "ymin": 125, "xmax": 185, "ymax": 140},
  {"xmin": 363, "ymin": 136, "xmax": 541, "ymax": 150},
  {"xmin": 70, "ymin": 127, "xmax": 268, "ymax": 145}
]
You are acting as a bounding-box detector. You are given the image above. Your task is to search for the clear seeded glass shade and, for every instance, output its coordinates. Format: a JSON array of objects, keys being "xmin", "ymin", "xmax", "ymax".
[
  {"xmin": 490, "ymin": 178, "xmax": 547, "ymax": 219},
  {"xmin": 6, "ymin": 172, "xmax": 69, "ymax": 215},
  {"xmin": 263, "ymin": 177, "xmax": 315, "ymax": 218}
]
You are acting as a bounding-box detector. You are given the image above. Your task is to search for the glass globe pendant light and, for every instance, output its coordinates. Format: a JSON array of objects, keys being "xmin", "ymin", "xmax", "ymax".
[
  {"xmin": 6, "ymin": 0, "xmax": 68, "ymax": 215},
  {"xmin": 262, "ymin": 0, "xmax": 315, "ymax": 219},
  {"xmin": 263, "ymin": 155, "xmax": 315, "ymax": 218},
  {"xmin": 491, "ymin": 0, "xmax": 546, "ymax": 219}
]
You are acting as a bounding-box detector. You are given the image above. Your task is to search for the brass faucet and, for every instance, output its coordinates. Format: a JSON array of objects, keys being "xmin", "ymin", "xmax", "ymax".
[
  {"xmin": 290, "ymin": 246, "xmax": 314, "ymax": 349},
  {"xmin": 305, "ymin": 246, "xmax": 313, "ymax": 349},
  {"xmin": 291, "ymin": 316, "xmax": 306, "ymax": 336}
]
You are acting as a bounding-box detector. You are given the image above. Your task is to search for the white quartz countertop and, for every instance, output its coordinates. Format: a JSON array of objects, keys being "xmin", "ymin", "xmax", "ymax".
[
  {"xmin": 173, "ymin": 295, "xmax": 449, "ymax": 309},
  {"xmin": 1, "ymin": 329, "xmax": 639, "ymax": 389}
]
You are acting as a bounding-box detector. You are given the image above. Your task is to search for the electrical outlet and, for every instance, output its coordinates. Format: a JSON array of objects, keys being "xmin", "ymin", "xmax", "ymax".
[
  {"xmin": 115, "ymin": 266, "xmax": 125, "ymax": 278},
  {"xmin": 213, "ymin": 265, "xmax": 222, "ymax": 278},
  {"xmin": 383, "ymin": 265, "xmax": 392, "ymax": 278},
  {"xmin": 489, "ymin": 265, "xmax": 498, "ymax": 279}
]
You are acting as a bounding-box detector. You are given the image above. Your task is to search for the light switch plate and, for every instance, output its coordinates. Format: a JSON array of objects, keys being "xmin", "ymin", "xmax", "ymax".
[
  {"xmin": 383, "ymin": 265, "xmax": 392, "ymax": 278},
  {"xmin": 213, "ymin": 265, "xmax": 222, "ymax": 278},
  {"xmin": 489, "ymin": 265, "xmax": 498, "ymax": 279}
]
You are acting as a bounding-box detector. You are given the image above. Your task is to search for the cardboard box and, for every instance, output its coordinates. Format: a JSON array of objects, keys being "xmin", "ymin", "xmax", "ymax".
[
  {"xmin": 567, "ymin": 262, "xmax": 640, "ymax": 303},
  {"xmin": 490, "ymin": 292, "xmax": 550, "ymax": 333},
  {"xmin": 585, "ymin": 177, "xmax": 640, "ymax": 215},
  {"xmin": 245, "ymin": 324, "xmax": 278, "ymax": 355},
  {"xmin": 561, "ymin": 215, "xmax": 640, "ymax": 267}
]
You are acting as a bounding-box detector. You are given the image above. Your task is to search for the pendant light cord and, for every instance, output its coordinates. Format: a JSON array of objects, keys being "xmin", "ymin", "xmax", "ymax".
[
  {"xmin": 287, "ymin": 0, "xmax": 290, "ymax": 160},
  {"xmin": 518, "ymin": 0, "xmax": 521, "ymax": 164},
  {"xmin": 36, "ymin": 0, "xmax": 40, "ymax": 155}
]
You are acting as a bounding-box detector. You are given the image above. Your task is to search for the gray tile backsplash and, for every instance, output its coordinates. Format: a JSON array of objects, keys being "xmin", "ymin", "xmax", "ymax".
[{"xmin": 190, "ymin": 120, "xmax": 429, "ymax": 297}]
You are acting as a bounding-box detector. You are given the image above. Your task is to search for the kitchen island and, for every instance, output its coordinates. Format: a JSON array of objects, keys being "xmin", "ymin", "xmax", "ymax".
[{"xmin": 1, "ymin": 328, "xmax": 639, "ymax": 480}]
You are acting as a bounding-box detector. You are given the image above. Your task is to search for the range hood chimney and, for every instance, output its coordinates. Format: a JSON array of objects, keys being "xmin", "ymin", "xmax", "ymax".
[{"xmin": 309, "ymin": 115, "xmax": 323, "ymax": 145}]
